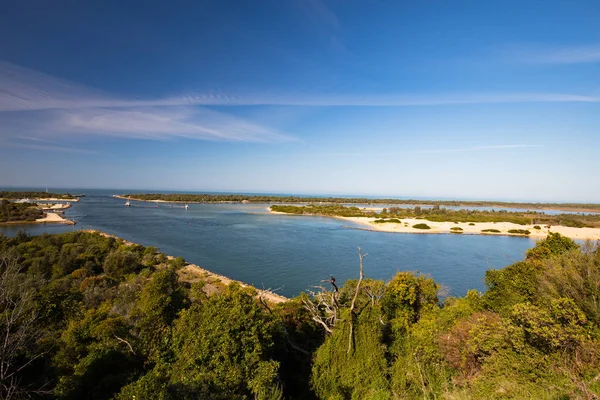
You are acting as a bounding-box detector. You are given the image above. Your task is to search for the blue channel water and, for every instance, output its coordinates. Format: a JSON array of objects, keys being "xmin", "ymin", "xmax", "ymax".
[{"xmin": 0, "ymin": 189, "xmax": 540, "ymax": 298}]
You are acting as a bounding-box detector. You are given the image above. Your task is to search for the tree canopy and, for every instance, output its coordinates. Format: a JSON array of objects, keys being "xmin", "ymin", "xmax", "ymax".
[{"xmin": 0, "ymin": 231, "xmax": 599, "ymax": 399}]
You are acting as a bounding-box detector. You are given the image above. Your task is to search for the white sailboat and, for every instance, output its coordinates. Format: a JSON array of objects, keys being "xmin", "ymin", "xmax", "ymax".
[
  {"xmin": 125, "ymin": 200, "xmax": 131, "ymax": 207},
  {"xmin": 184, "ymin": 204, "xmax": 189, "ymax": 210}
]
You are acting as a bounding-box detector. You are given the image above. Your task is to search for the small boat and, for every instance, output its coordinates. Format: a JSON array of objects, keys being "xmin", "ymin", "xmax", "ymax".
[
  {"xmin": 125, "ymin": 200, "xmax": 131, "ymax": 207},
  {"xmin": 184, "ymin": 204, "xmax": 189, "ymax": 210}
]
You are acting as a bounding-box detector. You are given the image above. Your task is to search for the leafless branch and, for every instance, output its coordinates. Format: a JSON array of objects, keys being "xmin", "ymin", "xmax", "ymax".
[
  {"xmin": 114, "ymin": 335, "xmax": 136, "ymax": 355},
  {"xmin": 348, "ymin": 247, "xmax": 367, "ymax": 354}
]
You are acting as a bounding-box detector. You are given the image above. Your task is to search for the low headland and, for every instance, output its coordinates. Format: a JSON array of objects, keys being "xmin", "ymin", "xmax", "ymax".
[
  {"xmin": 0, "ymin": 191, "xmax": 80, "ymax": 202},
  {"xmin": 0, "ymin": 199, "xmax": 74, "ymax": 225},
  {"xmin": 83, "ymin": 229, "xmax": 287, "ymax": 303},
  {"xmin": 270, "ymin": 204, "xmax": 600, "ymax": 240}
]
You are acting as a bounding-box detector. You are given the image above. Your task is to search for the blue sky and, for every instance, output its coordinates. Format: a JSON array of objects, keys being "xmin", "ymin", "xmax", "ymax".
[{"xmin": 1, "ymin": 0, "xmax": 599, "ymax": 201}]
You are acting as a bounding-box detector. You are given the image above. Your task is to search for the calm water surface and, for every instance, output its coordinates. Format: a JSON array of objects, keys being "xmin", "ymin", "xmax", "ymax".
[{"xmin": 0, "ymin": 189, "xmax": 539, "ymax": 297}]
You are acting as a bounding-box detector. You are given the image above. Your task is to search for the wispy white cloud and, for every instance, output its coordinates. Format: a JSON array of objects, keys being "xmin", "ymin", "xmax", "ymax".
[
  {"xmin": 0, "ymin": 61, "xmax": 598, "ymax": 153},
  {"xmin": 0, "ymin": 61, "xmax": 295, "ymax": 145},
  {"xmin": 1, "ymin": 61, "xmax": 598, "ymax": 115},
  {"xmin": 513, "ymin": 44, "xmax": 600, "ymax": 64},
  {"xmin": 415, "ymin": 144, "xmax": 544, "ymax": 154},
  {"xmin": 53, "ymin": 107, "xmax": 290, "ymax": 142}
]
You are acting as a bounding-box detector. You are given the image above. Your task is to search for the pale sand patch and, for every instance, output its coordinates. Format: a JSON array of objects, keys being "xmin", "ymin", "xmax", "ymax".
[
  {"xmin": 31, "ymin": 197, "xmax": 79, "ymax": 202},
  {"xmin": 339, "ymin": 217, "xmax": 600, "ymax": 241},
  {"xmin": 35, "ymin": 212, "xmax": 75, "ymax": 225}
]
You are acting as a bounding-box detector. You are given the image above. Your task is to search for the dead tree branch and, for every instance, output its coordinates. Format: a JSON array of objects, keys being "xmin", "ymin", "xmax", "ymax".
[
  {"xmin": 114, "ymin": 335, "xmax": 136, "ymax": 355},
  {"xmin": 348, "ymin": 247, "xmax": 368, "ymax": 354}
]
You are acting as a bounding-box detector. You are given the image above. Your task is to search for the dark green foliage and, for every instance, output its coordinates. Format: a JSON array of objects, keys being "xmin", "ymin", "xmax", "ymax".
[
  {"xmin": 534, "ymin": 225, "xmax": 541, "ymax": 229},
  {"xmin": 312, "ymin": 307, "xmax": 391, "ymax": 399},
  {"xmin": 451, "ymin": 227, "xmax": 463, "ymax": 231},
  {"xmin": 2, "ymin": 231, "xmax": 600, "ymax": 399},
  {"xmin": 0, "ymin": 191, "xmax": 75, "ymax": 199},
  {"xmin": 508, "ymin": 229, "xmax": 531, "ymax": 235},
  {"xmin": 412, "ymin": 223, "xmax": 431, "ymax": 229},
  {"xmin": 373, "ymin": 218, "xmax": 401, "ymax": 223},
  {"xmin": 0, "ymin": 199, "xmax": 43, "ymax": 222},
  {"xmin": 526, "ymin": 232, "xmax": 579, "ymax": 262},
  {"xmin": 482, "ymin": 229, "xmax": 501, "ymax": 233},
  {"xmin": 167, "ymin": 284, "xmax": 280, "ymax": 399},
  {"xmin": 469, "ymin": 222, "xmax": 476, "ymax": 226},
  {"xmin": 271, "ymin": 204, "xmax": 376, "ymax": 218}
]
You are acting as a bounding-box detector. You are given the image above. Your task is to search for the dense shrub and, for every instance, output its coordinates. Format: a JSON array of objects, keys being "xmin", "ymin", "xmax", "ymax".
[
  {"xmin": 413, "ymin": 223, "xmax": 431, "ymax": 229},
  {"xmin": 508, "ymin": 229, "xmax": 530, "ymax": 235},
  {"xmin": 482, "ymin": 229, "xmax": 501, "ymax": 233},
  {"xmin": 373, "ymin": 218, "xmax": 402, "ymax": 223},
  {"xmin": 2, "ymin": 231, "xmax": 600, "ymax": 400}
]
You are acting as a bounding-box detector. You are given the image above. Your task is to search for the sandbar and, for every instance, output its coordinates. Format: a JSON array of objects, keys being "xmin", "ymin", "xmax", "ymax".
[{"xmin": 268, "ymin": 208, "xmax": 600, "ymax": 240}]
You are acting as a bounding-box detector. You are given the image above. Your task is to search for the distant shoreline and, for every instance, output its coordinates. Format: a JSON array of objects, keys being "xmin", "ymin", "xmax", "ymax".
[
  {"xmin": 114, "ymin": 194, "xmax": 600, "ymax": 213},
  {"xmin": 268, "ymin": 208, "xmax": 600, "ymax": 240}
]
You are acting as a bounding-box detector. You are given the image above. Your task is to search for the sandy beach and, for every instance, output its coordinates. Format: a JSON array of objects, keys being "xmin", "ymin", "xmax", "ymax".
[
  {"xmin": 268, "ymin": 208, "xmax": 600, "ymax": 240},
  {"xmin": 33, "ymin": 197, "xmax": 79, "ymax": 202},
  {"xmin": 339, "ymin": 217, "xmax": 600, "ymax": 240},
  {"xmin": 35, "ymin": 212, "xmax": 75, "ymax": 225}
]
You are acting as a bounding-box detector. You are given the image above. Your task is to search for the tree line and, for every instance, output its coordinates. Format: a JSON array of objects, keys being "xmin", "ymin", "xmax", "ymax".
[
  {"xmin": 123, "ymin": 193, "xmax": 600, "ymax": 212},
  {"xmin": 1, "ymin": 230, "xmax": 600, "ymax": 399},
  {"xmin": 0, "ymin": 192, "xmax": 75, "ymax": 200}
]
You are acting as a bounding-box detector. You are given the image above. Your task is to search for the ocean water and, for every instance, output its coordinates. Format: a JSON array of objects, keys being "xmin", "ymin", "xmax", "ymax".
[{"xmin": 0, "ymin": 189, "xmax": 539, "ymax": 298}]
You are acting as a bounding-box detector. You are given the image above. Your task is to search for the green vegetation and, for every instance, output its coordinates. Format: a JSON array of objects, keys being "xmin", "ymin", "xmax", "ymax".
[
  {"xmin": 0, "ymin": 191, "xmax": 75, "ymax": 199},
  {"xmin": 534, "ymin": 225, "xmax": 541, "ymax": 229},
  {"xmin": 482, "ymin": 229, "xmax": 501, "ymax": 233},
  {"xmin": 272, "ymin": 204, "xmax": 600, "ymax": 228},
  {"xmin": 2, "ymin": 231, "xmax": 600, "ymax": 399},
  {"xmin": 0, "ymin": 199, "xmax": 43, "ymax": 222},
  {"xmin": 373, "ymin": 218, "xmax": 402, "ymax": 223},
  {"xmin": 272, "ymin": 204, "xmax": 376, "ymax": 218},
  {"xmin": 451, "ymin": 227, "xmax": 463, "ymax": 231},
  {"xmin": 125, "ymin": 193, "xmax": 600, "ymax": 212},
  {"xmin": 508, "ymin": 229, "xmax": 531, "ymax": 235},
  {"xmin": 413, "ymin": 223, "xmax": 431, "ymax": 229},
  {"xmin": 469, "ymin": 222, "xmax": 476, "ymax": 226}
]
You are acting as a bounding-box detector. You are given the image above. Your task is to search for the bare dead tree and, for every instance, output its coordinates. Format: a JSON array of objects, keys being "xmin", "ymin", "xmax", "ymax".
[
  {"xmin": 0, "ymin": 253, "xmax": 49, "ymax": 399},
  {"xmin": 302, "ymin": 286, "xmax": 336, "ymax": 334},
  {"xmin": 347, "ymin": 247, "xmax": 368, "ymax": 354}
]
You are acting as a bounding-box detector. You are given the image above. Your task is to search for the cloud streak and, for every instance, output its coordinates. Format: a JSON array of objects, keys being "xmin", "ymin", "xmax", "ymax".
[
  {"xmin": 0, "ymin": 61, "xmax": 598, "ymax": 152},
  {"xmin": 1, "ymin": 61, "xmax": 598, "ymax": 114},
  {"xmin": 514, "ymin": 44, "xmax": 600, "ymax": 64},
  {"xmin": 0, "ymin": 62, "xmax": 294, "ymax": 144},
  {"xmin": 415, "ymin": 144, "xmax": 544, "ymax": 154}
]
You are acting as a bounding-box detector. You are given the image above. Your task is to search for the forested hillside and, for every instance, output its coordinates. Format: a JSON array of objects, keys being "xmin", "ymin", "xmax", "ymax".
[{"xmin": 1, "ymin": 231, "xmax": 599, "ymax": 399}]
